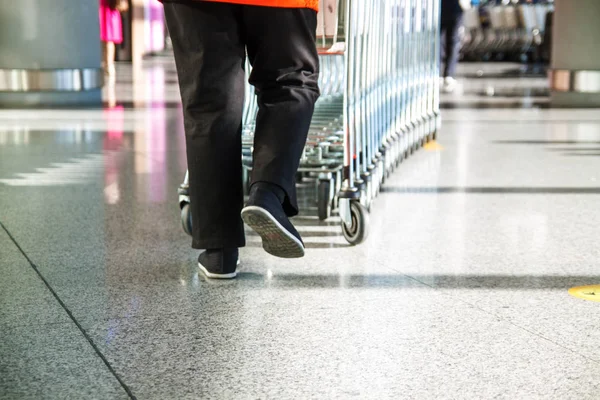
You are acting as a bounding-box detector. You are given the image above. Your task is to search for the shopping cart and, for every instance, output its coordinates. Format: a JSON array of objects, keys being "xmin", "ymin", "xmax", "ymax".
[
  {"xmin": 461, "ymin": 1, "xmax": 554, "ymax": 62},
  {"xmin": 178, "ymin": 0, "xmax": 441, "ymax": 245}
]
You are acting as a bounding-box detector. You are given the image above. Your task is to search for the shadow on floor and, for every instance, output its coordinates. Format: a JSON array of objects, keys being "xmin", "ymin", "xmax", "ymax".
[
  {"xmin": 440, "ymin": 101, "xmax": 549, "ymax": 109},
  {"xmin": 381, "ymin": 186, "xmax": 600, "ymax": 194},
  {"xmin": 244, "ymin": 242, "xmax": 350, "ymax": 250},
  {"xmin": 494, "ymin": 140, "xmax": 600, "ymax": 145},
  {"xmin": 457, "ymin": 65, "xmax": 547, "ymax": 79},
  {"xmin": 234, "ymin": 273, "xmax": 600, "ymax": 289}
]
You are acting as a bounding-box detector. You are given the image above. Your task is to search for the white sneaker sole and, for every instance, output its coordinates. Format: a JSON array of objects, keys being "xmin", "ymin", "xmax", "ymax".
[
  {"xmin": 197, "ymin": 258, "xmax": 240, "ymax": 280},
  {"xmin": 241, "ymin": 206, "xmax": 305, "ymax": 258}
]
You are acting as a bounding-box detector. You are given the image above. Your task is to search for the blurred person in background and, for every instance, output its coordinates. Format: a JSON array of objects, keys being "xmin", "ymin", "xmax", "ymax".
[
  {"xmin": 99, "ymin": 0, "xmax": 127, "ymax": 78},
  {"xmin": 162, "ymin": 0, "xmax": 320, "ymax": 279},
  {"xmin": 441, "ymin": 0, "xmax": 471, "ymax": 92}
]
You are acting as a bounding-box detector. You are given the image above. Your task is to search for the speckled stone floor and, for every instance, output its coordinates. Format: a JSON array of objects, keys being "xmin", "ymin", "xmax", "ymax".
[{"xmin": 1, "ymin": 60, "xmax": 600, "ymax": 399}]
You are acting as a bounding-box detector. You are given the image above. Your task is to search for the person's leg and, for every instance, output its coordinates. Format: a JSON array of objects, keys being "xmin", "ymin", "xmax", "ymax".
[
  {"xmin": 442, "ymin": 19, "xmax": 455, "ymax": 78},
  {"xmin": 101, "ymin": 41, "xmax": 108, "ymax": 73},
  {"xmin": 106, "ymin": 41, "xmax": 116, "ymax": 76},
  {"xmin": 444, "ymin": 15, "xmax": 463, "ymax": 79},
  {"xmin": 243, "ymin": 6, "xmax": 320, "ymax": 217},
  {"xmin": 164, "ymin": 2, "xmax": 246, "ymax": 252},
  {"xmin": 239, "ymin": 6, "xmax": 319, "ymax": 258},
  {"xmin": 440, "ymin": 22, "xmax": 448, "ymax": 77}
]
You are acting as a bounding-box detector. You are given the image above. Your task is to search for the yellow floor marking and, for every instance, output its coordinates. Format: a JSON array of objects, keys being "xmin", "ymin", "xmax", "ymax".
[
  {"xmin": 568, "ymin": 285, "xmax": 600, "ymax": 302},
  {"xmin": 423, "ymin": 141, "xmax": 443, "ymax": 151}
]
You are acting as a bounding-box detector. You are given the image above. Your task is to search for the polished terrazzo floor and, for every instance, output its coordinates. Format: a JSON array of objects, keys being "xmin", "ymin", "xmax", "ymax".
[{"xmin": 1, "ymin": 60, "xmax": 600, "ymax": 399}]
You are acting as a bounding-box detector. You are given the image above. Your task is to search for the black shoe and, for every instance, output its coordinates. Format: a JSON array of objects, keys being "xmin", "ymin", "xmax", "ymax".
[
  {"xmin": 241, "ymin": 184, "xmax": 305, "ymax": 258},
  {"xmin": 198, "ymin": 248, "xmax": 240, "ymax": 279}
]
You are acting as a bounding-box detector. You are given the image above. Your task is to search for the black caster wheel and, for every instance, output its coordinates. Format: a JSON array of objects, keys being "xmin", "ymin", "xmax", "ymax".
[
  {"xmin": 341, "ymin": 201, "xmax": 369, "ymax": 245},
  {"xmin": 181, "ymin": 203, "xmax": 193, "ymax": 236},
  {"xmin": 317, "ymin": 179, "xmax": 332, "ymax": 221}
]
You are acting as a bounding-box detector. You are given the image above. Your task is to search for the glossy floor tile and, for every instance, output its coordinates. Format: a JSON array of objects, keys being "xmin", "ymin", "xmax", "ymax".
[
  {"xmin": 0, "ymin": 227, "xmax": 71, "ymax": 330},
  {"xmin": 0, "ymin": 229, "xmax": 129, "ymax": 399},
  {"xmin": 1, "ymin": 60, "xmax": 600, "ymax": 399}
]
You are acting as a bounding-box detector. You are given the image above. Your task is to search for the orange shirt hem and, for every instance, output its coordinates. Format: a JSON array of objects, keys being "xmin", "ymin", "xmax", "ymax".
[{"xmin": 202, "ymin": 0, "xmax": 318, "ymax": 11}]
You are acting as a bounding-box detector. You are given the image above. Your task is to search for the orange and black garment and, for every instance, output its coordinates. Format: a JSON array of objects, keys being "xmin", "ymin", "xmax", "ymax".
[{"xmin": 163, "ymin": 0, "xmax": 319, "ymax": 11}]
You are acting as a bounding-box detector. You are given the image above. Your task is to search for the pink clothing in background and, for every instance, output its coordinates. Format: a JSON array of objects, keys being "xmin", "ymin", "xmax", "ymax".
[{"xmin": 99, "ymin": 0, "xmax": 123, "ymax": 43}]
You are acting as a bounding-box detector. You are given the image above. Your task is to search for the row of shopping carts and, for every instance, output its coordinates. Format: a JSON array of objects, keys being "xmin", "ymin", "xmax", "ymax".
[
  {"xmin": 461, "ymin": 1, "xmax": 554, "ymax": 62},
  {"xmin": 179, "ymin": 0, "xmax": 441, "ymax": 245}
]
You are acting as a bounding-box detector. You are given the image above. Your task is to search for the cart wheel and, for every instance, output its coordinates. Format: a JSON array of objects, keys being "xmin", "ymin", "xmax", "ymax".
[
  {"xmin": 341, "ymin": 201, "xmax": 369, "ymax": 245},
  {"xmin": 181, "ymin": 203, "xmax": 193, "ymax": 236},
  {"xmin": 317, "ymin": 179, "xmax": 332, "ymax": 221}
]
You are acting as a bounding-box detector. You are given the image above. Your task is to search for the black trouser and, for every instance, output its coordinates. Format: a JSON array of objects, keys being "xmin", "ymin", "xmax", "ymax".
[
  {"xmin": 164, "ymin": 2, "xmax": 320, "ymax": 250},
  {"xmin": 440, "ymin": 15, "xmax": 463, "ymax": 78}
]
